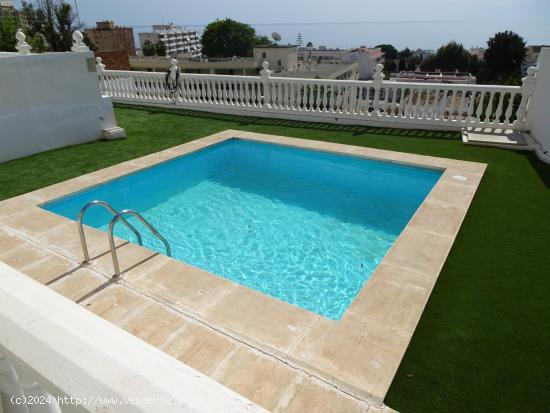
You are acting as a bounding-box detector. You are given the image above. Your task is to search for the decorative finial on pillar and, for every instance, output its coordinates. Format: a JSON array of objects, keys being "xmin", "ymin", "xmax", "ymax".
[
  {"xmin": 96, "ymin": 56, "xmax": 105, "ymax": 72},
  {"xmin": 373, "ymin": 63, "xmax": 384, "ymax": 79},
  {"xmin": 15, "ymin": 29, "xmax": 32, "ymax": 55},
  {"xmin": 372, "ymin": 63, "xmax": 384, "ymax": 88},
  {"xmin": 71, "ymin": 30, "xmax": 89, "ymax": 52},
  {"xmin": 260, "ymin": 61, "xmax": 271, "ymax": 79}
]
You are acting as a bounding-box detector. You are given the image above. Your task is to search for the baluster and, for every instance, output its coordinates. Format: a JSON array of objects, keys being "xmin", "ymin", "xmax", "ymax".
[
  {"xmin": 199, "ymin": 78, "xmax": 205, "ymax": 102},
  {"xmin": 422, "ymin": 89, "xmax": 432, "ymax": 119},
  {"xmin": 194, "ymin": 78, "xmax": 200, "ymax": 102},
  {"xmin": 341, "ymin": 86, "xmax": 349, "ymax": 114},
  {"xmin": 138, "ymin": 75, "xmax": 146, "ymax": 100},
  {"xmin": 439, "ymin": 88, "xmax": 448, "ymax": 120},
  {"xmin": 349, "ymin": 85, "xmax": 357, "ymax": 115},
  {"xmin": 321, "ymin": 84, "xmax": 328, "ymax": 112},
  {"xmin": 134, "ymin": 75, "xmax": 142, "ymax": 100},
  {"xmin": 493, "ymin": 91, "xmax": 505, "ymax": 125},
  {"xmin": 218, "ymin": 80, "xmax": 223, "ymax": 104},
  {"xmin": 471, "ymin": 91, "xmax": 483, "ymax": 125},
  {"xmin": 240, "ymin": 80, "xmax": 246, "ymax": 106},
  {"xmin": 456, "ymin": 89, "xmax": 466, "ymax": 123},
  {"xmin": 503, "ymin": 92, "xmax": 515, "ymax": 127},
  {"xmin": 391, "ymin": 87, "xmax": 399, "ymax": 117},
  {"xmin": 141, "ymin": 75, "xmax": 153, "ymax": 100},
  {"xmin": 337, "ymin": 85, "xmax": 344, "ymax": 113},
  {"xmin": 412, "ymin": 88, "xmax": 422, "ymax": 119},
  {"xmin": 447, "ymin": 89, "xmax": 457, "ymax": 121},
  {"xmin": 373, "ymin": 85, "xmax": 380, "ymax": 116},
  {"xmin": 231, "ymin": 80, "xmax": 237, "ymax": 105},
  {"xmin": 120, "ymin": 75, "xmax": 128, "ymax": 98},
  {"xmin": 287, "ymin": 82, "xmax": 294, "ymax": 110},
  {"xmin": 483, "ymin": 91, "xmax": 495, "ymax": 125},
  {"xmin": 403, "ymin": 89, "xmax": 412, "ymax": 117},
  {"xmin": 466, "ymin": 90, "xmax": 477, "ymax": 124},
  {"xmin": 156, "ymin": 76, "xmax": 164, "ymax": 102}
]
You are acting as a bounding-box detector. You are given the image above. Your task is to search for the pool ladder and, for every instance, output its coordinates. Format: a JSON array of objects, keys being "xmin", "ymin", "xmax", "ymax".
[{"xmin": 77, "ymin": 200, "xmax": 171, "ymax": 277}]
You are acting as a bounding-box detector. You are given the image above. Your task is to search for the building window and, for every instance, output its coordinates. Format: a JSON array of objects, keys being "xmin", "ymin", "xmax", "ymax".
[
  {"xmin": 262, "ymin": 52, "xmax": 266, "ymax": 59},
  {"xmin": 277, "ymin": 60, "xmax": 282, "ymax": 67}
]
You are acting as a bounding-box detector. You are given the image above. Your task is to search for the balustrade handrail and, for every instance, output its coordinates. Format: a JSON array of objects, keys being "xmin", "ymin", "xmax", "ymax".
[
  {"xmin": 100, "ymin": 69, "xmax": 522, "ymax": 91},
  {"xmin": 97, "ymin": 61, "xmax": 537, "ymax": 132}
]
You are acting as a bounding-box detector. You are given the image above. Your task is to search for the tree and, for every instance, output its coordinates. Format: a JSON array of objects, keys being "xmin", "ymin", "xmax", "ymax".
[
  {"xmin": 20, "ymin": 0, "xmax": 82, "ymax": 52},
  {"xmin": 421, "ymin": 41, "xmax": 471, "ymax": 72},
  {"xmin": 482, "ymin": 31, "xmax": 526, "ymax": 84},
  {"xmin": 375, "ymin": 44, "xmax": 398, "ymax": 60},
  {"xmin": 142, "ymin": 40, "xmax": 155, "ymax": 56},
  {"xmin": 201, "ymin": 18, "xmax": 271, "ymax": 58},
  {"xmin": 0, "ymin": 14, "xmax": 18, "ymax": 52},
  {"xmin": 82, "ymin": 31, "xmax": 97, "ymax": 51},
  {"xmin": 54, "ymin": 1, "xmax": 79, "ymax": 51},
  {"xmin": 154, "ymin": 40, "xmax": 166, "ymax": 56},
  {"xmin": 254, "ymin": 35, "xmax": 273, "ymax": 46},
  {"xmin": 398, "ymin": 48, "xmax": 415, "ymax": 71},
  {"xmin": 296, "ymin": 32, "xmax": 303, "ymax": 47}
]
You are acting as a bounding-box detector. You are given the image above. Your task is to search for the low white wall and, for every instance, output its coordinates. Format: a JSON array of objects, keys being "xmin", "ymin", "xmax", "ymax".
[
  {"xmin": 0, "ymin": 52, "xmax": 113, "ymax": 163},
  {"xmin": 0, "ymin": 262, "xmax": 267, "ymax": 413},
  {"xmin": 528, "ymin": 47, "xmax": 550, "ymax": 161}
]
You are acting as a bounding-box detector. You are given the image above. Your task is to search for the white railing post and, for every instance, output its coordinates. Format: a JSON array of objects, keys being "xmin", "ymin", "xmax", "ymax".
[
  {"xmin": 372, "ymin": 63, "xmax": 384, "ymax": 115},
  {"xmin": 71, "ymin": 30, "xmax": 90, "ymax": 52},
  {"xmin": 260, "ymin": 61, "xmax": 271, "ymax": 108},
  {"xmin": 15, "ymin": 29, "xmax": 31, "ymax": 55},
  {"xmin": 525, "ymin": 47, "xmax": 550, "ymax": 159},
  {"xmin": 96, "ymin": 57, "xmax": 106, "ymax": 94},
  {"xmin": 515, "ymin": 66, "xmax": 537, "ymax": 130},
  {"xmin": 96, "ymin": 56, "xmax": 105, "ymax": 72}
]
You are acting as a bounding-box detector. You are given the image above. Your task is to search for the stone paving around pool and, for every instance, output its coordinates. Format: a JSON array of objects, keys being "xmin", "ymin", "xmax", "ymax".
[{"xmin": 0, "ymin": 130, "xmax": 486, "ymax": 412}]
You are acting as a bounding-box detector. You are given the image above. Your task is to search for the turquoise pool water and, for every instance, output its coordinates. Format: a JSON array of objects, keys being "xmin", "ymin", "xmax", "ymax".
[{"xmin": 43, "ymin": 139, "xmax": 441, "ymax": 320}]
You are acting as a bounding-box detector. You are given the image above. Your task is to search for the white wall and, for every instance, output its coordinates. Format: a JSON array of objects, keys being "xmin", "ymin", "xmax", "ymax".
[
  {"xmin": 254, "ymin": 47, "xmax": 297, "ymax": 72},
  {"xmin": 0, "ymin": 52, "xmax": 112, "ymax": 163},
  {"xmin": 528, "ymin": 47, "xmax": 550, "ymax": 161}
]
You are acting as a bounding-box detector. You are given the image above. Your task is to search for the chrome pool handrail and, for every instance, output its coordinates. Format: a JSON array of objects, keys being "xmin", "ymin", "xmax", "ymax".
[
  {"xmin": 108, "ymin": 209, "xmax": 171, "ymax": 277},
  {"xmin": 77, "ymin": 200, "xmax": 143, "ymax": 262}
]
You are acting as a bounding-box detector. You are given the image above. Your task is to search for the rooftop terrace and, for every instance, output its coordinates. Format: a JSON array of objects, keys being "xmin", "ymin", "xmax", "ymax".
[{"xmin": 1, "ymin": 105, "xmax": 549, "ymax": 412}]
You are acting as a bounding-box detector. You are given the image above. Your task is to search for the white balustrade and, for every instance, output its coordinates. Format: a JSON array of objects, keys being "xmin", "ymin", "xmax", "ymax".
[{"xmin": 98, "ymin": 60, "xmax": 536, "ymax": 132}]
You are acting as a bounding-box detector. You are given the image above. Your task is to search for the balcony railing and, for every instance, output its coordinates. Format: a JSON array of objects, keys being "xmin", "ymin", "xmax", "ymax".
[{"xmin": 97, "ymin": 60, "xmax": 538, "ymax": 132}]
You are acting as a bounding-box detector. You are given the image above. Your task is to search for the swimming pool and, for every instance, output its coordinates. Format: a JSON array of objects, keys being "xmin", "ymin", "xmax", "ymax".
[{"xmin": 43, "ymin": 139, "xmax": 442, "ymax": 320}]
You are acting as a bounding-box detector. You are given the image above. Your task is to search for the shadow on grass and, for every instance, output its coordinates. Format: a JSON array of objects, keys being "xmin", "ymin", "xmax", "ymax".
[
  {"xmin": 527, "ymin": 151, "xmax": 550, "ymax": 188},
  {"xmin": 115, "ymin": 103, "xmax": 459, "ymax": 141}
]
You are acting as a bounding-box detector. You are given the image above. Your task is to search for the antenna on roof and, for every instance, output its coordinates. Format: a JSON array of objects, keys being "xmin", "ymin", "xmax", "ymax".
[{"xmin": 271, "ymin": 32, "xmax": 281, "ymax": 45}]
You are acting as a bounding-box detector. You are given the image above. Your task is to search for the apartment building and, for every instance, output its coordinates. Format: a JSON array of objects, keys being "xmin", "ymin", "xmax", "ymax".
[
  {"xmin": 139, "ymin": 24, "xmax": 202, "ymax": 58},
  {"xmin": 84, "ymin": 21, "xmax": 136, "ymax": 56},
  {"xmin": 390, "ymin": 70, "xmax": 476, "ymax": 84},
  {"xmin": 298, "ymin": 46, "xmax": 384, "ymax": 80},
  {"xmin": 130, "ymin": 45, "xmax": 357, "ymax": 80}
]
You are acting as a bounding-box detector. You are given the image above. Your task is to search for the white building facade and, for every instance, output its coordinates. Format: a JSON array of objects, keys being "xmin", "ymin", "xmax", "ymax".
[
  {"xmin": 139, "ymin": 24, "xmax": 202, "ymax": 58},
  {"xmin": 298, "ymin": 46, "xmax": 384, "ymax": 80}
]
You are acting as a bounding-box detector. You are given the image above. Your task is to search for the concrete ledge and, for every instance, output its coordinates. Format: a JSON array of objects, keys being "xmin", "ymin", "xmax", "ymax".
[
  {"xmin": 0, "ymin": 261, "xmax": 267, "ymax": 413},
  {"xmin": 103, "ymin": 127, "xmax": 126, "ymax": 140}
]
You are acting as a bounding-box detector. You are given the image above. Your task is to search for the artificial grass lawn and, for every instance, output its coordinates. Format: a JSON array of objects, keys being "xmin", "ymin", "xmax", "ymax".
[{"xmin": 1, "ymin": 104, "xmax": 549, "ymax": 413}]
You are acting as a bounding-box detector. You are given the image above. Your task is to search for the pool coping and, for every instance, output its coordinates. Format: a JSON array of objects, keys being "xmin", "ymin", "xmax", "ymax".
[{"xmin": 0, "ymin": 130, "xmax": 486, "ymax": 404}]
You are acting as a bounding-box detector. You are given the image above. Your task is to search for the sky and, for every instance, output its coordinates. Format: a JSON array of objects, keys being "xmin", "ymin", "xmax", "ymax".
[
  {"xmin": 65, "ymin": 0, "xmax": 549, "ymax": 26},
  {"xmin": 13, "ymin": 0, "xmax": 550, "ymax": 49}
]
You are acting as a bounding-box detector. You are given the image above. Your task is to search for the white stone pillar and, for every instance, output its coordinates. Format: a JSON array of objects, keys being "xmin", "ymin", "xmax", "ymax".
[
  {"xmin": 526, "ymin": 47, "xmax": 550, "ymax": 159},
  {"xmin": 260, "ymin": 61, "xmax": 271, "ymax": 107},
  {"xmin": 372, "ymin": 63, "xmax": 384, "ymax": 113},
  {"xmin": 96, "ymin": 56, "xmax": 105, "ymax": 72}
]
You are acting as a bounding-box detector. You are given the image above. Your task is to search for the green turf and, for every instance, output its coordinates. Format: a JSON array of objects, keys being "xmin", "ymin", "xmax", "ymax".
[{"xmin": 1, "ymin": 104, "xmax": 548, "ymax": 413}]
